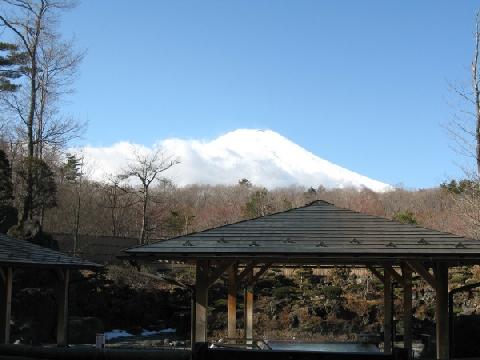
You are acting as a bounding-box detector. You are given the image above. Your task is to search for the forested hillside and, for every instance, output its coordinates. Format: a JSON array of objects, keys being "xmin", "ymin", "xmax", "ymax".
[{"xmin": 42, "ymin": 177, "xmax": 479, "ymax": 244}]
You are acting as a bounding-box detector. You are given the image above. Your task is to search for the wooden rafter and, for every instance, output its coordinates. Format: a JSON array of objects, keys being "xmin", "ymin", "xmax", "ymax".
[
  {"xmin": 250, "ymin": 263, "xmax": 273, "ymax": 284},
  {"xmin": 367, "ymin": 266, "xmax": 385, "ymax": 284},
  {"xmin": 237, "ymin": 262, "xmax": 256, "ymax": 283},
  {"xmin": 383, "ymin": 264, "xmax": 405, "ymax": 286},
  {"xmin": 406, "ymin": 261, "xmax": 437, "ymax": 289},
  {"xmin": 208, "ymin": 261, "xmax": 234, "ymax": 287}
]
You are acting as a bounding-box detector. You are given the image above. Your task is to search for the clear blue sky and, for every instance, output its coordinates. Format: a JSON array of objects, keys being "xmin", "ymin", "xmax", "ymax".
[{"xmin": 60, "ymin": 1, "xmax": 480, "ymax": 189}]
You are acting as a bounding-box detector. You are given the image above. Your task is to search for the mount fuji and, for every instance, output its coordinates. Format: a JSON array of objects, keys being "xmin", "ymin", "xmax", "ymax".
[{"xmin": 80, "ymin": 129, "xmax": 392, "ymax": 192}]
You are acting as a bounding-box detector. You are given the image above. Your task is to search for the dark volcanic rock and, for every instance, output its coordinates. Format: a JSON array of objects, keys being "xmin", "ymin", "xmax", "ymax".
[
  {"xmin": 69, "ymin": 316, "xmax": 104, "ymax": 344},
  {"xmin": 12, "ymin": 287, "xmax": 57, "ymax": 344}
]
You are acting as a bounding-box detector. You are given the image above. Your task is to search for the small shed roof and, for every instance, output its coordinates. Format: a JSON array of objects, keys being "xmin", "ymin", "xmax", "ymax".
[
  {"xmin": 125, "ymin": 201, "xmax": 480, "ymax": 265},
  {"xmin": 0, "ymin": 233, "xmax": 101, "ymax": 269}
]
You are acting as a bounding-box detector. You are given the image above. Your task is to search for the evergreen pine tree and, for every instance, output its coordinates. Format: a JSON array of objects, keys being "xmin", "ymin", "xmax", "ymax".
[
  {"xmin": 0, "ymin": 149, "xmax": 12, "ymax": 204},
  {"xmin": 0, "ymin": 149, "xmax": 17, "ymax": 233},
  {"xmin": 16, "ymin": 157, "xmax": 57, "ymax": 216},
  {"xmin": 0, "ymin": 42, "xmax": 26, "ymax": 93}
]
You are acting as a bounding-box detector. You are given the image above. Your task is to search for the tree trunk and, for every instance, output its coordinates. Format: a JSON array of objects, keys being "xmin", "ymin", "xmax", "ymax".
[
  {"xmin": 111, "ymin": 185, "xmax": 118, "ymax": 237},
  {"xmin": 139, "ymin": 187, "xmax": 148, "ymax": 245},
  {"xmin": 23, "ymin": 61, "xmax": 37, "ymax": 221},
  {"xmin": 22, "ymin": 12, "xmax": 42, "ymax": 221},
  {"xmin": 73, "ymin": 186, "xmax": 81, "ymax": 256},
  {"xmin": 474, "ymin": 19, "xmax": 480, "ymax": 176},
  {"xmin": 35, "ymin": 87, "xmax": 46, "ymax": 160},
  {"xmin": 111, "ymin": 208, "xmax": 117, "ymax": 237}
]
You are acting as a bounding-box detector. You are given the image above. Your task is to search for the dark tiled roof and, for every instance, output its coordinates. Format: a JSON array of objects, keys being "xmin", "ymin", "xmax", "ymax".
[
  {"xmin": 0, "ymin": 233, "xmax": 101, "ymax": 269},
  {"xmin": 125, "ymin": 201, "xmax": 480, "ymax": 264}
]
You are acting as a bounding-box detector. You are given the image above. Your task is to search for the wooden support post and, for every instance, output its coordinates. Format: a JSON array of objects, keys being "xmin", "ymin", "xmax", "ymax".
[
  {"xmin": 0, "ymin": 267, "xmax": 13, "ymax": 344},
  {"xmin": 195, "ymin": 260, "xmax": 209, "ymax": 343},
  {"xmin": 190, "ymin": 291, "xmax": 196, "ymax": 350},
  {"xmin": 227, "ymin": 263, "xmax": 237, "ymax": 339},
  {"xmin": 402, "ymin": 264, "xmax": 413, "ymax": 358},
  {"xmin": 244, "ymin": 268, "xmax": 253, "ymax": 343},
  {"xmin": 434, "ymin": 262, "xmax": 449, "ymax": 360},
  {"xmin": 56, "ymin": 269, "xmax": 70, "ymax": 347},
  {"xmin": 384, "ymin": 269, "xmax": 392, "ymax": 353}
]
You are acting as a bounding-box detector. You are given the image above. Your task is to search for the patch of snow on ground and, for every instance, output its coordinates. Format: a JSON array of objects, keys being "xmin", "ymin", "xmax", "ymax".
[
  {"xmin": 141, "ymin": 328, "xmax": 176, "ymax": 336},
  {"xmin": 159, "ymin": 328, "xmax": 176, "ymax": 333},
  {"xmin": 104, "ymin": 328, "xmax": 177, "ymax": 340},
  {"xmin": 104, "ymin": 329, "xmax": 133, "ymax": 340}
]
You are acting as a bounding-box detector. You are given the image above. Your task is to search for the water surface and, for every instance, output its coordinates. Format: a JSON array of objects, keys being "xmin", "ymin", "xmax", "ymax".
[{"xmin": 268, "ymin": 342, "xmax": 379, "ymax": 353}]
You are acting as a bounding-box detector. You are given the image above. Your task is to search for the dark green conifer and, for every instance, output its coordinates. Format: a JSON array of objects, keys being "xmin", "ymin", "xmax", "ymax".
[
  {"xmin": 0, "ymin": 149, "xmax": 13, "ymax": 204},
  {"xmin": 0, "ymin": 150, "xmax": 17, "ymax": 233},
  {"xmin": 0, "ymin": 42, "xmax": 26, "ymax": 93}
]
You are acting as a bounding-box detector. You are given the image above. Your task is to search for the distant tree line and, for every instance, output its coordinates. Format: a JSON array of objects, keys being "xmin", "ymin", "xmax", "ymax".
[{"xmin": 39, "ymin": 177, "xmax": 480, "ymax": 244}]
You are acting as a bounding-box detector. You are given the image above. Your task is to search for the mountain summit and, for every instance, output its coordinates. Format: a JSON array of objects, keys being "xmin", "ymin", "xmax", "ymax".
[
  {"xmin": 163, "ymin": 129, "xmax": 391, "ymax": 191},
  {"xmin": 82, "ymin": 129, "xmax": 392, "ymax": 192}
]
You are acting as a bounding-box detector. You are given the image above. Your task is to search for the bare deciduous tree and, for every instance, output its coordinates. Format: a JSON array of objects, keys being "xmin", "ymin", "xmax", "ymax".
[
  {"xmin": 100, "ymin": 175, "xmax": 135, "ymax": 237},
  {"xmin": 34, "ymin": 29, "xmax": 85, "ymax": 158},
  {"xmin": 474, "ymin": 12, "xmax": 480, "ymax": 176},
  {"xmin": 122, "ymin": 149, "xmax": 179, "ymax": 245},
  {"xmin": 0, "ymin": 0, "xmax": 82, "ymax": 220},
  {"xmin": 447, "ymin": 11, "xmax": 480, "ymax": 175},
  {"xmin": 443, "ymin": 11, "xmax": 480, "ymax": 237}
]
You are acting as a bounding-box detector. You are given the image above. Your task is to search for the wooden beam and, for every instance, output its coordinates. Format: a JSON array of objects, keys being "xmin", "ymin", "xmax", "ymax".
[
  {"xmin": 384, "ymin": 264, "xmax": 405, "ymax": 286},
  {"xmin": 195, "ymin": 260, "xmax": 209, "ymax": 343},
  {"xmin": 56, "ymin": 269, "xmax": 70, "ymax": 347},
  {"xmin": 434, "ymin": 262, "xmax": 449, "ymax": 360},
  {"xmin": 384, "ymin": 269, "xmax": 393, "ymax": 353},
  {"xmin": 250, "ymin": 263, "xmax": 272, "ymax": 284},
  {"xmin": 237, "ymin": 262, "xmax": 256, "ymax": 283},
  {"xmin": 227, "ymin": 263, "xmax": 237, "ymax": 339},
  {"xmin": 0, "ymin": 268, "xmax": 5, "ymax": 284},
  {"xmin": 0, "ymin": 267, "xmax": 13, "ymax": 345},
  {"xmin": 368, "ymin": 266, "xmax": 385, "ymax": 284},
  {"xmin": 401, "ymin": 264, "xmax": 413, "ymax": 358},
  {"xmin": 208, "ymin": 261, "xmax": 233, "ymax": 287},
  {"xmin": 406, "ymin": 261, "xmax": 437, "ymax": 289}
]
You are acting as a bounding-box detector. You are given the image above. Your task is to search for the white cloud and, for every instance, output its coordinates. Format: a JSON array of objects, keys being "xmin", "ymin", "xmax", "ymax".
[{"xmin": 76, "ymin": 129, "xmax": 392, "ymax": 192}]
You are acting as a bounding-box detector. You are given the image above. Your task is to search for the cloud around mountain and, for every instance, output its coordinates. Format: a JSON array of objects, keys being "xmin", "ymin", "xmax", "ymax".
[{"xmin": 78, "ymin": 129, "xmax": 392, "ymax": 192}]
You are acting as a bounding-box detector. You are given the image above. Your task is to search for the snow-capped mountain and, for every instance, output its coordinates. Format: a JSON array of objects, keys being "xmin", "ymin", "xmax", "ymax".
[{"xmin": 80, "ymin": 129, "xmax": 392, "ymax": 192}]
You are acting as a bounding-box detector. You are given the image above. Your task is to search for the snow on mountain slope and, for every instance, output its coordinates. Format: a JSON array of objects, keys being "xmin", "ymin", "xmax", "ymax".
[{"xmin": 80, "ymin": 129, "xmax": 392, "ymax": 192}]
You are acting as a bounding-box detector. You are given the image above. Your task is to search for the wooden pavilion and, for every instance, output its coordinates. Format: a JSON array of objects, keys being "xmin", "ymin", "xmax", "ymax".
[
  {"xmin": 0, "ymin": 232, "xmax": 101, "ymax": 346},
  {"xmin": 125, "ymin": 200, "xmax": 480, "ymax": 360}
]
